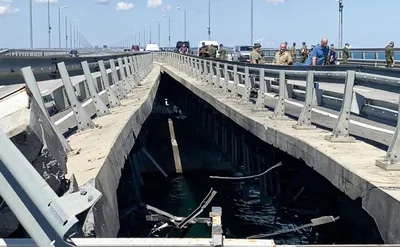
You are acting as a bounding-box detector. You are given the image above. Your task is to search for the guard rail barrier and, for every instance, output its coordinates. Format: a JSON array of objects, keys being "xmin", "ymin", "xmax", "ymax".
[
  {"xmin": 154, "ymin": 52, "xmax": 400, "ymax": 171},
  {"xmin": 0, "ymin": 52, "xmax": 147, "ymax": 85},
  {"xmin": 0, "ymin": 52, "xmax": 154, "ymax": 246}
]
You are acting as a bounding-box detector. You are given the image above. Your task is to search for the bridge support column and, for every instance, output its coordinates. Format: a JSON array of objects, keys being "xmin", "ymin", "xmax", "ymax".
[
  {"xmin": 252, "ymin": 68, "xmax": 268, "ymax": 111},
  {"xmin": 109, "ymin": 59, "xmax": 128, "ymax": 99},
  {"xmin": 58, "ymin": 62, "xmax": 96, "ymax": 131},
  {"xmin": 210, "ymin": 207, "xmax": 223, "ymax": 247},
  {"xmin": 117, "ymin": 57, "xmax": 134, "ymax": 94},
  {"xmin": 270, "ymin": 70, "xmax": 289, "ymax": 120},
  {"xmin": 81, "ymin": 61, "xmax": 111, "ymax": 117},
  {"xmin": 98, "ymin": 60, "xmax": 121, "ymax": 107},
  {"xmin": 293, "ymin": 71, "xmax": 316, "ymax": 130},
  {"xmin": 325, "ymin": 70, "xmax": 356, "ymax": 143}
]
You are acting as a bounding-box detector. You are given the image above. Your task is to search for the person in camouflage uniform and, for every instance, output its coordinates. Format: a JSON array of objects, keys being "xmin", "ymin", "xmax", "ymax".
[
  {"xmin": 218, "ymin": 44, "xmax": 227, "ymax": 60},
  {"xmin": 342, "ymin": 43, "xmax": 350, "ymax": 64},
  {"xmin": 385, "ymin": 41, "xmax": 395, "ymax": 68},
  {"xmin": 290, "ymin": 42, "xmax": 296, "ymax": 61},
  {"xmin": 299, "ymin": 42, "xmax": 308, "ymax": 63}
]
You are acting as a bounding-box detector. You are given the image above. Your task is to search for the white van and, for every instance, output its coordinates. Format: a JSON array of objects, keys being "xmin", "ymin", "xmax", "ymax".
[
  {"xmin": 145, "ymin": 43, "xmax": 160, "ymax": 52},
  {"xmin": 197, "ymin": 40, "xmax": 219, "ymax": 55}
]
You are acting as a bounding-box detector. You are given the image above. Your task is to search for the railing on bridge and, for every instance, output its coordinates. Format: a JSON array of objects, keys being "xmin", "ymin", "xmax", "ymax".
[
  {"xmin": 0, "ymin": 53, "xmax": 154, "ymax": 246},
  {"xmin": 0, "ymin": 48, "xmax": 95, "ymax": 57},
  {"xmin": 154, "ymin": 52, "xmax": 400, "ymax": 172}
]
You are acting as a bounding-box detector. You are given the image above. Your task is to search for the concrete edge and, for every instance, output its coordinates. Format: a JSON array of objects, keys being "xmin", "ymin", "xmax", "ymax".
[
  {"xmin": 161, "ymin": 65, "xmax": 400, "ymax": 244},
  {"xmin": 91, "ymin": 65, "xmax": 160, "ymax": 237}
]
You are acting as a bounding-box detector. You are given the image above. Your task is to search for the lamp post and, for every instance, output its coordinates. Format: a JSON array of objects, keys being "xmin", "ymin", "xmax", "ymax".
[
  {"xmin": 75, "ymin": 23, "xmax": 79, "ymax": 49},
  {"xmin": 29, "ymin": 0, "xmax": 33, "ymax": 48},
  {"xmin": 163, "ymin": 14, "xmax": 171, "ymax": 49},
  {"xmin": 47, "ymin": 0, "xmax": 51, "ymax": 48},
  {"xmin": 153, "ymin": 20, "xmax": 160, "ymax": 46},
  {"xmin": 177, "ymin": 7, "xmax": 186, "ymax": 41},
  {"xmin": 138, "ymin": 31, "xmax": 141, "ymax": 48},
  {"xmin": 208, "ymin": 0, "xmax": 211, "ymax": 40},
  {"xmin": 250, "ymin": 0, "xmax": 253, "ymax": 45},
  {"xmin": 338, "ymin": 0, "xmax": 344, "ymax": 48},
  {"xmin": 58, "ymin": 5, "xmax": 67, "ymax": 49},
  {"xmin": 143, "ymin": 28, "xmax": 146, "ymax": 46},
  {"xmin": 69, "ymin": 16, "xmax": 73, "ymax": 48},
  {"xmin": 65, "ymin": 14, "xmax": 70, "ymax": 49}
]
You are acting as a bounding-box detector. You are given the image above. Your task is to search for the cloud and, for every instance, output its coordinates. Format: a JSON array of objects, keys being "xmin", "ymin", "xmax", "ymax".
[
  {"xmin": 162, "ymin": 4, "xmax": 171, "ymax": 11},
  {"xmin": 95, "ymin": 0, "xmax": 110, "ymax": 4},
  {"xmin": 34, "ymin": 0, "xmax": 58, "ymax": 3},
  {"xmin": 0, "ymin": 3, "xmax": 19, "ymax": 15},
  {"xmin": 265, "ymin": 0, "xmax": 285, "ymax": 4},
  {"xmin": 116, "ymin": 2, "xmax": 134, "ymax": 11},
  {"xmin": 147, "ymin": 0, "xmax": 162, "ymax": 8}
]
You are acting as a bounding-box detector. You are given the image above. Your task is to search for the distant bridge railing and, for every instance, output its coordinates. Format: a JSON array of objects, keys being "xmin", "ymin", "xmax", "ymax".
[
  {"xmin": 0, "ymin": 48, "xmax": 95, "ymax": 57},
  {"xmin": 154, "ymin": 52, "xmax": 400, "ymax": 172}
]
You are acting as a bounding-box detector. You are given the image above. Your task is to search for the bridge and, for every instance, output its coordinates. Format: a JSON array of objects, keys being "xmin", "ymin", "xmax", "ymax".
[{"xmin": 0, "ymin": 48, "xmax": 400, "ymax": 246}]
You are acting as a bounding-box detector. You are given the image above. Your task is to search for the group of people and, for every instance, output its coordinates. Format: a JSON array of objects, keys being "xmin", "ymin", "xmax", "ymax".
[
  {"xmin": 196, "ymin": 42, "xmax": 228, "ymax": 60},
  {"xmin": 248, "ymin": 38, "xmax": 352, "ymax": 66}
]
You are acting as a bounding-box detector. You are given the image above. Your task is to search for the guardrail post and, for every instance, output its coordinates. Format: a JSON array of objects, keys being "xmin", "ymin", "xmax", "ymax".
[
  {"xmin": 58, "ymin": 62, "xmax": 96, "ymax": 131},
  {"xmin": 325, "ymin": 70, "xmax": 356, "ymax": 143},
  {"xmin": 209, "ymin": 60, "xmax": 214, "ymax": 85},
  {"xmin": 270, "ymin": 70, "xmax": 289, "ymax": 120},
  {"xmin": 240, "ymin": 66, "xmax": 251, "ymax": 103},
  {"xmin": 117, "ymin": 57, "xmax": 134, "ymax": 94},
  {"xmin": 98, "ymin": 60, "xmax": 121, "ymax": 107},
  {"xmin": 123, "ymin": 57, "xmax": 136, "ymax": 88},
  {"xmin": 133, "ymin": 56, "xmax": 143, "ymax": 85},
  {"xmin": 376, "ymin": 99, "xmax": 400, "ymax": 170},
  {"xmin": 223, "ymin": 63, "xmax": 229, "ymax": 93},
  {"xmin": 128, "ymin": 56, "xmax": 138, "ymax": 86},
  {"xmin": 200, "ymin": 59, "xmax": 206, "ymax": 83},
  {"xmin": 252, "ymin": 68, "xmax": 267, "ymax": 111},
  {"xmin": 0, "ymin": 129, "xmax": 101, "ymax": 247},
  {"xmin": 210, "ymin": 207, "xmax": 223, "ymax": 247},
  {"xmin": 21, "ymin": 66, "xmax": 72, "ymax": 155},
  {"xmin": 81, "ymin": 61, "xmax": 110, "ymax": 117},
  {"xmin": 196, "ymin": 58, "xmax": 201, "ymax": 80},
  {"xmin": 109, "ymin": 59, "xmax": 128, "ymax": 98},
  {"xmin": 216, "ymin": 62, "xmax": 221, "ymax": 86},
  {"xmin": 293, "ymin": 71, "xmax": 316, "ymax": 129},
  {"xmin": 230, "ymin": 65, "xmax": 239, "ymax": 98}
]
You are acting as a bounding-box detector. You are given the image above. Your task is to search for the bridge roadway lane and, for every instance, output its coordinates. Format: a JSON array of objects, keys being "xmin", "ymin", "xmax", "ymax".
[{"xmin": 160, "ymin": 61, "xmax": 400, "ymax": 243}]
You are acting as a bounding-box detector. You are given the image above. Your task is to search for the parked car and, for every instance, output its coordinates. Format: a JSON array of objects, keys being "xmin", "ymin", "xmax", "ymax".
[
  {"xmin": 175, "ymin": 41, "xmax": 191, "ymax": 53},
  {"xmin": 145, "ymin": 43, "xmax": 160, "ymax": 52}
]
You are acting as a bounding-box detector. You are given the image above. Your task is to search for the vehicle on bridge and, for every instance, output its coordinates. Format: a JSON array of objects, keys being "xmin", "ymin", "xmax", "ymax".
[
  {"xmin": 232, "ymin": 45, "xmax": 253, "ymax": 62},
  {"xmin": 132, "ymin": 45, "xmax": 140, "ymax": 51},
  {"xmin": 145, "ymin": 43, "xmax": 160, "ymax": 52},
  {"xmin": 175, "ymin": 41, "xmax": 191, "ymax": 54},
  {"xmin": 69, "ymin": 49, "xmax": 79, "ymax": 57}
]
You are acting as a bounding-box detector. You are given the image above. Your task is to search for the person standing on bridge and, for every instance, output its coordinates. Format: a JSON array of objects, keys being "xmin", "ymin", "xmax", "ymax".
[
  {"xmin": 299, "ymin": 42, "xmax": 308, "ymax": 63},
  {"xmin": 250, "ymin": 43, "xmax": 262, "ymax": 64},
  {"xmin": 199, "ymin": 42, "xmax": 208, "ymax": 57},
  {"xmin": 207, "ymin": 44, "xmax": 217, "ymax": 59},
  {"xmin": 273, "ymin": 43, "xmax": 293, "ymax": 65},
  {"xmin": 385, "ymin": 41, "xmax": 395, "ymax": 68},
  {"xmin": 290, "ymin": 42, "xmax": 297, "ymax": 61},
  {"xmin": 342, "ymin": 43, "xmax": 350, "ymax": 64},
  {"xmin": 218, "ymin": 44, "xmax": 227, "ymax": 60}
]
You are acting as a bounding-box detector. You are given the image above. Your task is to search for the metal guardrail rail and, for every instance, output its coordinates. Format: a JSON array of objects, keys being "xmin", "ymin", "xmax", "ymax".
[
  {"xmin": 0, "ymin": 52, "xmax": 148, "ymax": 85},
  {"xmin": 154, "ymin": 52, "xmax": 400, "ymax": 172},
  {"xmin": 0, "ymin": 48, "xmax": 95, "ymax": 57}
]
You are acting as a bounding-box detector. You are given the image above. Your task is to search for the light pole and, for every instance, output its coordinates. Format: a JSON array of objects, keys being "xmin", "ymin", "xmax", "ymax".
[
  {"xmin": 47, "ymin": 0, "xmax": 51, "ymax": 48},
  {"xmin": 250, "ymin": 0, "xmax": 253, "ymax": 45},
  {"xmin": 69, "ymin": 15, "xmax": 73, "ymax": 49},
  {"xmin": 58, "ymin": 5, "xmax": 67, "ymax": 49},
  {"xmin": 163, "ymin": 14, "xmax": 171, "ymax": 49},
  {"xmin": 143, "ymin": 28, "xmax": 146, "ymax": 46},
  {"xmin": 208, "ymin": 0, "xmax": 211, "ymax": 40},
  {"xmin": 75, "ymin": 23, "xmax": 79, "ymax": 49},
  {"xmin": 153, "ymin": 20, "xmax": 160, "ymax": 46},
  {"xmin": 338, "ymin": 0, "xmax": 343, "ymax": 48},
  {"xmin": 149, "ymin": 25, "xmax": 152, "ymax": 43},
  {"xmin": 177, "ymin": 7, "xmax": 186, "ymax": 41},
  {"xmin": 30, "ymin": 0, "xmax": 33, "ymax": 48},
  {"xmin": 138, "ymin": 32, "xmax": 141, "ymax": 48},
  {"xmin": 65, "ymin": 14, "xmax": 70, "ymax": 49}
]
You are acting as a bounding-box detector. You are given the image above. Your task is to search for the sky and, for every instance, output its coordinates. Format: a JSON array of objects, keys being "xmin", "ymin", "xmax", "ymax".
[{"xmin": 0, "ymin": 0, "xmax": 398, "ymax": 49}]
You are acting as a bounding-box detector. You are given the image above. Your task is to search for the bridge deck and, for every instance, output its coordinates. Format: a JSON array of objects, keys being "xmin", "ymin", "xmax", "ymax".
[{"xmin": 159, "ymin": 62, "xmax": 400, "ymax": 243}]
